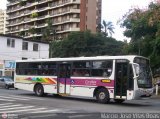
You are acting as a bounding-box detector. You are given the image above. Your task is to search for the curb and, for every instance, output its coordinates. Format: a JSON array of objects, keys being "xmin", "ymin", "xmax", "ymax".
[{"xmin": 151, "ymin": 95, "xmax": 160, "ymax": 99}]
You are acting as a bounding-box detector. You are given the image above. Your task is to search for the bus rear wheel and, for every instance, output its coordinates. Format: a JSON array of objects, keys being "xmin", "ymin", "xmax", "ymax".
[
  {"xmin": 114, "ymin": 99, "xmax": 125, "ymax": 103},
  {"xmin": 34, "ymin": 84, "xmax": 44, "ymax": 97},
  {"xmin": 96, "ymin": 88, "xmax": 110, "ymax": 104}
]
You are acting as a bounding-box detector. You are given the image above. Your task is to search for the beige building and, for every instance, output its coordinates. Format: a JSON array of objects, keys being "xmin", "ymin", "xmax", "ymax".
[
  {"xmin": 6, "ymin": 0, "xmax": 102, "ymax": 41},
  {"xmin": 0, "ymin": 9, "xmax": 6, "ymax": 34}
]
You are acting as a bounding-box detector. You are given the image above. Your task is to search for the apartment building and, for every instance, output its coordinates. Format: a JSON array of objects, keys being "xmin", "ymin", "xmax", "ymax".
[
  {"xmin": 6, "ymin": 0, "xmax": 102, "ymax": 41},
  {"xmin": 0, "ymin": 9, "xmax": 6, "ymax": 34}
]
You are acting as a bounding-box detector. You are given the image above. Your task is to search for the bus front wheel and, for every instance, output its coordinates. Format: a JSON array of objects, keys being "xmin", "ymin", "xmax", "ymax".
[
  {"xmin": 34, "ymin": 84, "xmax": 44, "ymax": 97},
  {"xmin": 96, "ymin": 88, "xmax": 110, "ymax": 104}
]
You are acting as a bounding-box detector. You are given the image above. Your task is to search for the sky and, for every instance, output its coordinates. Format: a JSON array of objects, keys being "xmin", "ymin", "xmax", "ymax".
[{"xmin": 0, "ymin": 0, "xmax": 153, "ymax": 41}]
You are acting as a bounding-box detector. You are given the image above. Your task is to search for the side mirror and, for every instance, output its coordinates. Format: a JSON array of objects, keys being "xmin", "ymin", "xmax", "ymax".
[{"xmin": 133, "ymin": 63, "xmax": 140, "ymax": 77}]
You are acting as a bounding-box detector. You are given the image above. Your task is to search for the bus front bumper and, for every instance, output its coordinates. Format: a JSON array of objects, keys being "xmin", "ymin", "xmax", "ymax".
[{"xmin": 134, "ymin": 88, "xmax": 153, "ymax": 99}]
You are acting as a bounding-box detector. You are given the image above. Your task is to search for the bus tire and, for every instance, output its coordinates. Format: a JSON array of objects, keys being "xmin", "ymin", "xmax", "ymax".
[
  {"xmin": 96, "ymin": 88, "xmax": 110, "ymax": 104},
  {"xmin": 34, "ymin": 84, "xmax": 44, "ymax": 97},
  {"xmin": 114, "ymin": 99, "xmax": 125, "ymax": 103}
]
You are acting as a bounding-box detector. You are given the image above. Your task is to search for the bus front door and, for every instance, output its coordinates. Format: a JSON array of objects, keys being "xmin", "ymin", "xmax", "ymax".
[
  {"xmin": 57, "ymin": 63, "xmax": 71, "ymax": 94},
  {"xmin": 115, "ymin": 60, "xmax": 129, "ymax": 99}
]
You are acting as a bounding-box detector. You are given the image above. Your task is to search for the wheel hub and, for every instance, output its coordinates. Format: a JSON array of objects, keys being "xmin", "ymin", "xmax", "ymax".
[{"xmin": 99, "ymin": 92, "xmax": 105, "ymax": 99}]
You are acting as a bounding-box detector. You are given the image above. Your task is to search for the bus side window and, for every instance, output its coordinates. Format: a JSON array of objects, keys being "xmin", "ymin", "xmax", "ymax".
[
  {"xmin": 91, "ymin": 60, "xmax": 113, "ymax": 77},
  {"xmin": 72, "ymin": 70, "xmax": 79, "ymax": 76}
]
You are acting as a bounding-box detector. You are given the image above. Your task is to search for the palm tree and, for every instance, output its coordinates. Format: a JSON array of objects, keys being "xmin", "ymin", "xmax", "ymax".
[{"xmin": 102, "ymin": 20, "xmax": 115, "ymax": 37}]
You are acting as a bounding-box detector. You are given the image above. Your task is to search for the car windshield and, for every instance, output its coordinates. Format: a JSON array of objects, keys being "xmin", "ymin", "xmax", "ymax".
[
  {"xmin": 134, "ymin": 57, "xmax": 152, "ymax": 88},
  {"xmin": 0, "ymin": 77, "xmax": 13, "ymax": 82},
  {"xmin": 5, "ymin": 78, "xmax": 13, "ymax": 82}
]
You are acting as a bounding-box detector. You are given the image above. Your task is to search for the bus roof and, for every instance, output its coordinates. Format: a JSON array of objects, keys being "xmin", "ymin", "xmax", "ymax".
[{"xmin": 16, "ymin": 55, "xmax": 148, "ymax": 63}]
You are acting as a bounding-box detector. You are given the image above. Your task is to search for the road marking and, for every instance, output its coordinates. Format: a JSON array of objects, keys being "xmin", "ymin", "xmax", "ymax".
[
  {"xmin": 0, "ymin": 104, "xmax": 23, "ymax": 108},
  {"xmin": 0, "ymin": 103, "xmax": 66, "ymax": 114},
  {"xmin": 7, "ymin": 95, "xmax": 45, "ymax": 100},
  {"xmin": 0, "ymin": 106, "xmax": 34, "ymax": 111},
  {"xmin": 31, "ymin": 109, "xmax": 60, "ymax": 113},
  {"xmin": 0, "ymin": 103, "xmax": 13, "ymax": 106},
  {"xmin": 0, "ymin": 98, "xmax": 15, "ymax": 101},
  {"xmin": 69, "ymin": 114, "xmax": 92, "ymax": 118},
  {"xmin": 0, "ymin": 95, "xmax": 44, "ymax": 101},
  {"xmin": 29, "ymin": 114, "xmax": 57, "ymax": 118},
  {"xmin": 0, "ymin": 96, "xmax": 29, "ymax": 101},
  {"xmin": 0, "ymin": 108, "xmax": 47, "ymax": 113}
]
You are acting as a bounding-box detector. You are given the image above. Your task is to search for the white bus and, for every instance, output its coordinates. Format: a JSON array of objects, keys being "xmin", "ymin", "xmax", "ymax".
[{"xmin": 14, "ymin": 55, "xmax": 153, "ymax": 103}]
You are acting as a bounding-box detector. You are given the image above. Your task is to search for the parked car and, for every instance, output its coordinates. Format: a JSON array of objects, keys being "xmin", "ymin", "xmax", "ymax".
[{"xmin": 0, "ymin": 76, "xmax": 14, "ymax": 89}]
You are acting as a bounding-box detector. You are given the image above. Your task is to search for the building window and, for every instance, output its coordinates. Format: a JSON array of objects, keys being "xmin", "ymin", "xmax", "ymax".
[
  {"xmin": 33, "ymin": 43, "xmax": 39, "ymax": 51},
  {"xmin": 11, "ymin": 39, "xmax": 15, "ymax": 47},
  {"xmin": 22, "ymin": 42, "xmax": 28, "ymax": 50},
  {"xmin": 7, "ymin": 38, "xmax": 15, "ymax": 48},
  {"xmin": 7, "ymin": 39, "xmax": 10, "ymax": 47}
]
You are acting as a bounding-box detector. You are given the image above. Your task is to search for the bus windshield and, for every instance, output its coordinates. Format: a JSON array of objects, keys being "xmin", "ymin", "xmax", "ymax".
[{"xmin": 134, "ymin": 57, "xmax": 152, "ymax": 88}]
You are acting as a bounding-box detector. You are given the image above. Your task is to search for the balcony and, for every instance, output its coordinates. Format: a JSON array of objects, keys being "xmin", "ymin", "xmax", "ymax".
[
  {"xmin": 38, "ymin": 0, "xmax": 48, "ymax": 4},
  {"xmin": 24, "ymin": 18, "xmax": 31, "ymax": 22},
  {"xmin": 7, "ymin": 0, "xmax": 20, "ymax": 7},
  {"xmin": 70, "ymin": 18, "xmax": 80, "ymax": 22},
  {"xmin": 57, "ymin": 27, "xmax": 80, "ymax": 34},
  {"xmin": 51, "ymin": 18, "xmax": 80, "ymax": 26},
  {"xmin": 70, "ymin": 9, "xmax": 80, "ymax": 13},
  {"xmin": 24, "ymin": 10, "xmax": 31, "ymax": 15},
  {"xmin": 72, "ymin": 0, "xmax": 80, "ymax": 3},
  {"xmin": 49, "ymin": 0, "xmax": 80, "ymax": 9},
  {"xmin": 38, "ymin": 7, "xmax": 49, "ymax": 12},
  {"xmin": 49, "ymin": 9, "xmax": 80, "ymax": 19},
  {"xmin": 24, "ymin": 25, "xmax": 31, "ymax": 30},
  {"xmin": 36, "ymin": 23, "xmax": 47, "ymax": 28},
  {"xmin": 7, "ymin": 2, "xmax": 38, "ymax": 13},
  {"xmin": 37, "ymin": 15, "xmax": 48, "ymax": 20}
]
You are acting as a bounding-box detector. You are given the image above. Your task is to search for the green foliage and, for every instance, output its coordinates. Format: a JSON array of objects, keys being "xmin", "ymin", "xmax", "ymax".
[
  {"xmin": 102, "ymin": 20, "xmax": 115, "ymax": 37},
  {"xmin": 19, "ymin": 1, "xmax": 26, "ymax": 6},
  {"xmin": 120, "ymin": 1, "xmax": 160, "ymax": 73},
  {"xmin": 31, "ymin": 12, "xmax": 38, "ymax": 18},
  {"xmin": 19, "ymin": 31, "xmax": 25, "ymax": 37},
  {"xmin": 29, "ymin": 28, "xmax": 36, "ymax": 34},
  {"xmin": 42, "ymin": 19, "xmax": 57, "ymax": 42},
  {"xmin": 50, "ymin": 31, "xmax": 125, "ymax": 58},
  {"xmin": 97, "ymin": 20, "xmax": 115, "ymax": 37}
]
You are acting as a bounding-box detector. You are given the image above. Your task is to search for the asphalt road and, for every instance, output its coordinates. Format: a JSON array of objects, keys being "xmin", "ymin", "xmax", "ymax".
[{"xmin": 0, "ymin": 88, "xmax": 160, "ymax": 119}]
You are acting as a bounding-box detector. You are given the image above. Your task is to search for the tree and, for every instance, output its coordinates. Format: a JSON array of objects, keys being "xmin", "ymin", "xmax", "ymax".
[
  {"xmin": 42, "ymin": 19, "xmax": 57, "ymax": 42},
  {"xmin": 120, "ymin": 1, "xmax": 160, "ymax": 73},
  {"xmin": 50, "ymin": 31, "xmax": 125, "ymax": 58},
  {"xmin": 19, "ymin": 31, "xmax": 25, "ymax": 37},
  {"xmin": 102, "ymin": 20, "xmax": 115, "ymax": 37}
]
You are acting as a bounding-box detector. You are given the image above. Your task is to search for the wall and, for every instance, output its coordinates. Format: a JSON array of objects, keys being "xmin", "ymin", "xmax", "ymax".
[
  {"xmin": 0, "ymin": 35, "xmax": 49, "ymax": 76},
  {"xmin": 0, "ymin": 36, "xmax": 49, "ymax": 60}
]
